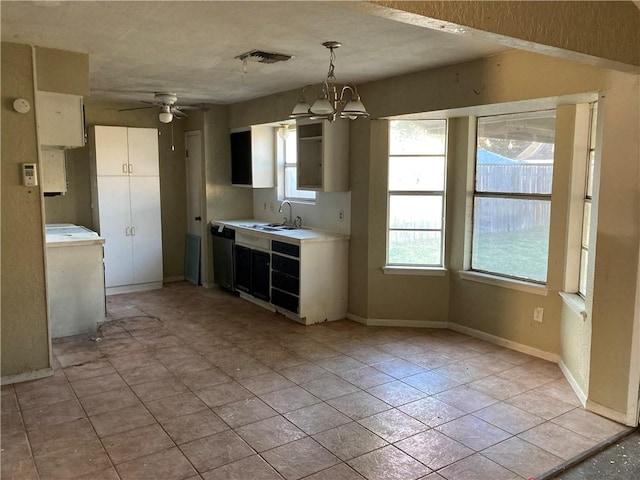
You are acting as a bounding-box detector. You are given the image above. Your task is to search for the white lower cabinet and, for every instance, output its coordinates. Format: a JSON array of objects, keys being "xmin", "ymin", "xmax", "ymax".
[
  {"xmin": 269, "ymin": 237, "xmax": 349, "ymax": 324},
  {"xmin": 90, "ymin": 126, "xmax": 163, "ymax": 294}
]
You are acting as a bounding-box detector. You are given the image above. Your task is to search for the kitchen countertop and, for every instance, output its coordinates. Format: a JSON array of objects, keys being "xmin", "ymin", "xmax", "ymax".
[
  {"xmin": 45, "ymin": 224, "xmax": 105, "ymax": 247},
  {"xmin": 212, "ymin": 220, "xmax": 349, "ymax": 243}
]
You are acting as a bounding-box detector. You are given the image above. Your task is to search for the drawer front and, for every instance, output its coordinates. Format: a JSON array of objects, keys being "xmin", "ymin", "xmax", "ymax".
[
  {"xmin": 272, "ymin": 254, "xmax": 299, "ymax": 277},
  {"xmin": 271, "ymin": 289, "xmax": 299, "ymax": 314},
  {"xmin": 272, "ymin": 271, "xmax": 300, "ymax": 295},
  {"xmin": 272, "ymin": 240, "xmax": 300, "ymax": 258},
  {"xmin": 236, "ymin": 231, "xmax": 270, "ymax": 250}
]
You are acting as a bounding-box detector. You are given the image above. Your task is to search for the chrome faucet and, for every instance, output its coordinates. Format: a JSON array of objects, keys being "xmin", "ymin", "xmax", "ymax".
[{"xmin": 278, "ymin": 200, "xmax": 293, "ymax": 225}]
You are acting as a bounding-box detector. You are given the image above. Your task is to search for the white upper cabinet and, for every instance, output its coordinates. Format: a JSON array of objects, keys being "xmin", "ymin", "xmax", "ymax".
[
  {"xmin": 93, "ymin": 126, "xmax": 159, "ymax": 176},
  {"xmin": 37, "ymin": 91, "xmax": 85, "ymax": 148},
  {"xmin": 230, "ymin": 125, "xmax": 275, "ymax": 188},
  {"xmin": 41, "ymin": 148, "xmax": 67, "ymax": 194},
  {"xmin": 296, "ymin": 118, "xmax": 349, "ymax": 192}
]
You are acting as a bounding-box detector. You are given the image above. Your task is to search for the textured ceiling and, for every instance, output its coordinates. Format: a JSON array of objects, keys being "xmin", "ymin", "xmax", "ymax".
[{"xmin": 1, "ymin": 1, "xmax": 507, "ymax": 106}]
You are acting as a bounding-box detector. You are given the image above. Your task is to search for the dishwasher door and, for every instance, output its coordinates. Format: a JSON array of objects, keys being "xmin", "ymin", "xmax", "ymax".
[{"xmin": 211, "ymin": 225, "xmax": 235, "ymax": 291}]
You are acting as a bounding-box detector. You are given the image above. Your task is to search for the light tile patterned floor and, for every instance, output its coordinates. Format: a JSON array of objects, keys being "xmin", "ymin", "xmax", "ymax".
[{"xmin": 1, "ymin": 283, "xmax": 629, "ymax": 480}]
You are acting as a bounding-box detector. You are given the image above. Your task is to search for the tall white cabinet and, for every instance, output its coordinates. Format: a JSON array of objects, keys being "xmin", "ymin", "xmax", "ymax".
[{"xmin": 89, "ymin": 126, "xmax": 163, "ymax": 294}]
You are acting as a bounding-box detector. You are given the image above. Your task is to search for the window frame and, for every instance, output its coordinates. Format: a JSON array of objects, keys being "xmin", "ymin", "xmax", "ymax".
[
  {"xmin": 276, "ymin": 126, "xmax": 316, "ymax": 204},
  {"xmin": 386, "ymin": 119, "xmax": 448, "ymax": 269},
  {"xmin": 578, "ymin": 102, "xmax": 597, "ymax": 297},
  {"xmin": 470, "ymin": 110, "xmax": 556, "ymax": 285}
]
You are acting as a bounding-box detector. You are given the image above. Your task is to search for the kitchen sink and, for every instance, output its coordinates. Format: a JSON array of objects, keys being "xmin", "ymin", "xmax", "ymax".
[{"xmin": 240, "ymin": 223, "xmax": 303, "ymax": 232}]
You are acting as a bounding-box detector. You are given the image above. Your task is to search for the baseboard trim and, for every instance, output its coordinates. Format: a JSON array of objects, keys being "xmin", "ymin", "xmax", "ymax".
[
  {"xmin": 586, "ymin": 399, "xmax": 634, "ymax": 426},
  {"xmin": 1, "ymin": 367, "xmax": 54, "ymax": 386},
  {"xmin": 106, "ymin": 282, "xmax": 163, "ymax": 296},
  {"xmin": 447, "ymin": 323, "xmax": 559, "ymax": 363},
  {"xmin": 346, "ymin": 313, "xmax": 447, "ymax": 329},
  {"xmin": 164, "ymin": 276, "xmax": 184, "ymax": 283},
  {"xmin": 558, "ymin": 359, "xmax": 588, "ymax": 407}
]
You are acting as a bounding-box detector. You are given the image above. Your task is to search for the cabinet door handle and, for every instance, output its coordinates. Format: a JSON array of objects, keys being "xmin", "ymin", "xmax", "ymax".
[
  {"xmin": 128, "ymin": 164, "xmax": 133, "ymax": 174},
  {"xmin": 131, "ymin": 226, "xmax": 136, "ymax": 236},
  {"xmin": 122, "ymin": 164, "xmax": 128, "ymax": 174},
  {"xmin": 125, "ymin": 227, "xmax": 131, "ymax": 236}
]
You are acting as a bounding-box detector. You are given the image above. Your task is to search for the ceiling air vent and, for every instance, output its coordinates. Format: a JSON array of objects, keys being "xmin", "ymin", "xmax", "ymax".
[{"xmin": 234, "ymin": 50, "xmax": 293, "ymax": 64}]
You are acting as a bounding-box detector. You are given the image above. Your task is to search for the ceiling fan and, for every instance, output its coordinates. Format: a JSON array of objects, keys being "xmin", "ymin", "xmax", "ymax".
[{"xmin": 118, "ymin": 92, "xmax": 210, "ymax": 123}]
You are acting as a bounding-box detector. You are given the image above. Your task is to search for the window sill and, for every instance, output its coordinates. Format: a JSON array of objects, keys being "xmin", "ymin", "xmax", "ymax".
[
  {"xmin": 559, "ymin": 292, "xmax": 588, "ymax": 320},
  {"xmin": 459, "ymin": 271, "xmax": 548, "ymax": 296},
  {"xmin": 383, "ymin": 266, "xmax": 447, "ymax": 277}
]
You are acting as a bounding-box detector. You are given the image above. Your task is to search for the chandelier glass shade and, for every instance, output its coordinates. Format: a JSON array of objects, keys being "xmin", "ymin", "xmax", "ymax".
[{"xmin": 290, "ymin": 41, "xmax": 369, "ymax": 122}]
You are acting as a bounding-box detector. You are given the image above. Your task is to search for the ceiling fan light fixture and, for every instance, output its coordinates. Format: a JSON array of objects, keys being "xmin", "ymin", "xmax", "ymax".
[{"xmin": 159, "ymin": 105, "xmax": 173, "ymax": 123}]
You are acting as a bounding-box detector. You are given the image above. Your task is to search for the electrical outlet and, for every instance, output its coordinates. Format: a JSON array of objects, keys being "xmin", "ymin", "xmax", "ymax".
[
  {"xmin": 338, "ymin": 209, "xmax": 344, "ymax": 222},
  {"xmin": 263, "ymin": 202, "xmax": 267, "ymax": 210},
  {"xmin": 533, "ymin": 307, "xmax": 544, "ymax": 323}
]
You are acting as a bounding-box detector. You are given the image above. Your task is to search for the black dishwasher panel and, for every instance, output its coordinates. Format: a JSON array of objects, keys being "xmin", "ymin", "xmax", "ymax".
[
  {"xmin": 211, "ymin": 226, "xmax": 235, "ymax": 291},
  {"xmin": 271, "ymin": 289, "xmax": 299, "ymax": 314},
  {"xmin": 272, "ymin": 240, "xmax": 300, "ymax": 258},
  {"xmin": 234, "ymin": 245, "xmax": 251, "ymax": 294},
  {"xmin": 251, "ymin": 250, "xmax": 271, "ymax": 302},
  {"xmin": 272, "ymin": 254, "xmax": 299, "ymax": 277}
]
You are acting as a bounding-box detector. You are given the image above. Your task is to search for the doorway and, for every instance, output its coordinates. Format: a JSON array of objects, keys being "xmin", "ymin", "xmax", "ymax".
[{"xmin": 185, "ymin": 130, "xmax": 204, "ymax": 284}]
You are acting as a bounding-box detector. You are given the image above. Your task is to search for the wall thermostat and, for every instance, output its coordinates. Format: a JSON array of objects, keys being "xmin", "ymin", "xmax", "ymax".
[
  {"xmin": 13, "ymin": 98, "xmax": 31, "ymax": 114},
  {"xmin": 22, "ymin": 163, "xmax": 38, "ymax": 186}
]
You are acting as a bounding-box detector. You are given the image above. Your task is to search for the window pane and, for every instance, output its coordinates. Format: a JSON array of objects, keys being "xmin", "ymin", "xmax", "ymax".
[
  {"xmin": 582, "ymin": 201, "xmax": 591, "ymax": 248},
  {"xmin": 389, "ymin": 231, "xmax": 442, "ymax": 265},
  {"xmin": 586, "ymin": 150, "xmax": 595, "ymax": 198},
  {"xmin": 389, "ymin": 195, "xmax": 442, "ymax": 230},
  {"xmin": 389, "ymin": 120, "xmax": 446, "ymax": 155},
  {"xmin": 475, "ymin": 163, "xmax": 553, "ymax": 194},
  {"xmin": 285, "ymin": 129, "xmax": 297, "ymax": 164},
  {"xmin": 472, "ymin": 197, "xmax": 550, "ymax": 282},
  {"xmin": 389, "ymin": 156, "xmax": 445, "ymax": 191},
  {"xmin": 284, "ymin": 166, "xmax": 315, "ymax": 200},
  {"xmin": 579, "ymin": 249, "xmax": 588, "ymax": 296},
  {"xmin": 477, "ymin": 111, "xmax": 555, "ymax": 194}
]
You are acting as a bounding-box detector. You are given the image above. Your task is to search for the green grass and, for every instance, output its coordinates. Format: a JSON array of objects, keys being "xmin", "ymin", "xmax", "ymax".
[{"xmin": 388, "ymin": 227, "xmax": 550, "ymax": 282}]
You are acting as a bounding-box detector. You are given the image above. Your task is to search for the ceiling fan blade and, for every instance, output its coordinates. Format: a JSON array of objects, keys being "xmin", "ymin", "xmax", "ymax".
[
  {"xmin": 175, "ymin": 105, "xmax": 211, "ymax": 112},
  {"xmin": 172, "ymin": 109, "xmax": 189, "ymax": 118},
  {"xmin": 118, "ymin": 105, "xmax": 155, "ymax": 112}
]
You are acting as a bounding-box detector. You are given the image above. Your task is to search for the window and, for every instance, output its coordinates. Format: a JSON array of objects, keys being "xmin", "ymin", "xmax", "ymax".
[
  {"xmin": 277, "ymin": 127, "xmax": 315, "ymax": 202},
  {"xmin": 579, "ymin": 103, "xmax": 597, "ymax": 297},
  {"xmin": 387, "ymin": 120, "xmax": 447, "ymax": 267},
  {"xmin": 471, "ymin": 110, "xmax": 556, "ymax": 283}
]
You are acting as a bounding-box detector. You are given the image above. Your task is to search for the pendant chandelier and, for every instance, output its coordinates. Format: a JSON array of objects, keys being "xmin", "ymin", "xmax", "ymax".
[{"xmin": 290, "ymin": 41, "xmax": 369, "ymax": 122}]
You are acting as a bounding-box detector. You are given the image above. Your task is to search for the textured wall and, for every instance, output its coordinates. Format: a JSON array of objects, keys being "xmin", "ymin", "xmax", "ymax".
[
  {"xmin": 365, "ymin": 1, "xmax": 640, "ymax": 72},
  {"xmin": 1, "ymin": 43, "xmax": 89, "ymax": 378}
]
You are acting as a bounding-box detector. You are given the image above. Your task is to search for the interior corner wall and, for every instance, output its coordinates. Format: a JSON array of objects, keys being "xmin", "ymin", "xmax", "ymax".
[
  {"xmin": 587, "ymin": 73, "xmax": 640, "ymax": 416},
  {"xmin": 1, "ymin": 43, "xmax": 50, "ymax": 377},
  {"xmin": 347, "ymin": 119, "xmax": 373, "ymax": 319},
  {"xmin": 202, "ymin": 105, "xmax": 253, "ymax": 286}
]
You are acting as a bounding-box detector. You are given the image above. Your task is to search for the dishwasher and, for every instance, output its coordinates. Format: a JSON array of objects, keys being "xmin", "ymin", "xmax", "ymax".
[{"xmin": 211, "ymin": 224, "xmax": 235, "ymax": 291}]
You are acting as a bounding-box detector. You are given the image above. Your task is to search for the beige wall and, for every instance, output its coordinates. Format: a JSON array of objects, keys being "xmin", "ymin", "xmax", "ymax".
[
  {"xmin": 201, "ymin": 105, "xmax": 253, "ymax": 285},
  {"xmin": 587, "ymin": 75, "xmax": 639, "ymax": 415},
  {"xmin": 1, "ymin": 43, "xmax": 88, "ymax": 378}
]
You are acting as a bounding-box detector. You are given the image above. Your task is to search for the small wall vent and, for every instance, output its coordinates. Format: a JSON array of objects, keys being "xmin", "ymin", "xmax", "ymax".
[{"xmin": 235, "ymin": 50, "xmax": 293, "ymax": 64}]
